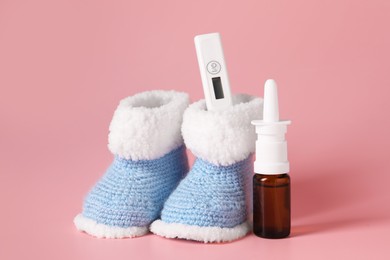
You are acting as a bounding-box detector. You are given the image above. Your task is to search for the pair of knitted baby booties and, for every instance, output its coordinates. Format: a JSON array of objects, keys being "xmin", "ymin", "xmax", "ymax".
[{"xmin": 74, "ymin": 90, "xmax": 262, "ymax": 243}]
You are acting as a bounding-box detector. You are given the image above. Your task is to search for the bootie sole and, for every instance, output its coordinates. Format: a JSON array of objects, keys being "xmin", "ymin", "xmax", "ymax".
[
  {"xmin": 74, "ymin": 214, "xmax": 148, "ymax": 239},
  {"xmin": 150, "ymin": 219, "xmax": 250, "ymax": 243}
]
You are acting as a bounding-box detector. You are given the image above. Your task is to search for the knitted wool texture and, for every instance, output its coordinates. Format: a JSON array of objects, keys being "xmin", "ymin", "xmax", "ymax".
[
  {"xmin": 82, "ymin": 145, "xmax": 188, "ymax": 228},
  {"xmin": 74, "ymin": 90, "xmax": 190, "ymax": 238},
  {"xmin": 151, "ymin": 94, "xmax": 263, "ymax": 243},
  {"xmin": 160, "ymin": 157, "xmax": 251, "ymax": 227}
]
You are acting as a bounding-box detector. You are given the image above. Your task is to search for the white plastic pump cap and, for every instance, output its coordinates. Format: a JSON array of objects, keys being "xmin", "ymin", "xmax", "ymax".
[{"xmin": 251, "ymin": 79, "xmax": 291, "ymax": 174}]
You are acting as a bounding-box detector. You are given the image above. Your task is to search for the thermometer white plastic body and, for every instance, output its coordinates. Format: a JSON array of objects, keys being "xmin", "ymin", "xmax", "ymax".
[{"xmin": 194, "ymin": 33, "xmax": 233, "ymax": 111}]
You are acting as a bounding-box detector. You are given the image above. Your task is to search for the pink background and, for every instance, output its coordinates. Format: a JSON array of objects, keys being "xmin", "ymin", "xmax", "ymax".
[{"xmin": 1, "ymin": 0, "xmax": 390, "ymax": 259}]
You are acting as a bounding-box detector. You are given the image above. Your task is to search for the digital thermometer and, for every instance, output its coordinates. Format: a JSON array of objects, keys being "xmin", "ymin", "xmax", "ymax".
[{"xmin": 194, "ymin": 33, "xmax": 233, "ymax": 111}]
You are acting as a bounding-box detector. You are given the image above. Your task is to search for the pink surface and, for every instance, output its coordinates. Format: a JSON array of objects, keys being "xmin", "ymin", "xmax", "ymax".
[{"xmin": 1, "ymin": 0, "xmax": 390, "ymax": 259}]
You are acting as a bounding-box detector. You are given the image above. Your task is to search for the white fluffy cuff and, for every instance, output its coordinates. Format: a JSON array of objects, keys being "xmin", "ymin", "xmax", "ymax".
[
  {"xmin": 108, "ymin": 90, "xmax": 189, "ymax": 160},
  {"xmin": 182, "ymin": 94, "xmax": 263, "ymax": 166}
]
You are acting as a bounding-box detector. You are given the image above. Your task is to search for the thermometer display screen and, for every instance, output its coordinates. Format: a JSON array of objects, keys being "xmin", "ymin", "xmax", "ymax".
[{"xmin": 212, "ymin": 77, "xmax": 224, "ymax": 99}]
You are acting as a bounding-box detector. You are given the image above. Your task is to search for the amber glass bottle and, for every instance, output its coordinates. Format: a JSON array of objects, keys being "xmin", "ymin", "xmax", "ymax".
[{"xmin": 253, "ymin": 173, "xmax": 290, "ymax": 239}]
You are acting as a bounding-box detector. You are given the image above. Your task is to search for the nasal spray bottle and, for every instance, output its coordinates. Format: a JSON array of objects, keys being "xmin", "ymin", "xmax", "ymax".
[{"xmin": 252, "ymin": 80, "xmax": 291, "ymax": 238}]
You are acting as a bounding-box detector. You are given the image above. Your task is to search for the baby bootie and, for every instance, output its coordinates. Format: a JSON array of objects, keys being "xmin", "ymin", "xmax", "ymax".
[
  {"xmin": 150, "ymin": 94, "xmax": 262, "ymax": 243},
  {"xmin": 74, "ymin": 90, "xmax": 189, "ymax": 238}
]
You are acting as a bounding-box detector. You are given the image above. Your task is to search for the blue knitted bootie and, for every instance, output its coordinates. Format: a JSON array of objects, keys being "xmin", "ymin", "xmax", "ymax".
[
  {"xmin": 151, "ymin": 94, "xmax": 263, "ymax": 243},
  {"xmin": 74, "ymin": 90, "xmax": 189, "ymax": 238}
]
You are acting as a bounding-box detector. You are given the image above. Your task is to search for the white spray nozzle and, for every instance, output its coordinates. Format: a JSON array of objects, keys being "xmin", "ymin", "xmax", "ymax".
[
  {"xmin": 252, "ymin": 79, "xmax": 291, "ymax": 174},
  {"xmin": 263, "ymin": 79, "xmax": 280, "ymax": 122}
]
